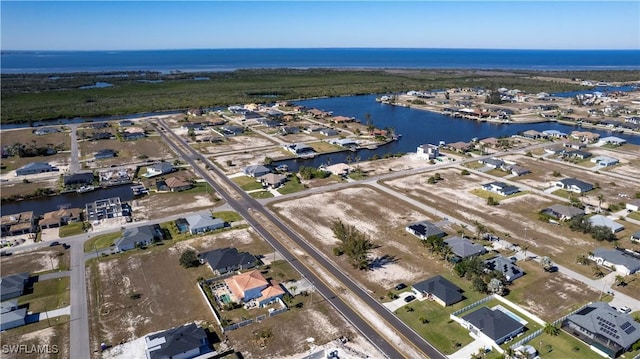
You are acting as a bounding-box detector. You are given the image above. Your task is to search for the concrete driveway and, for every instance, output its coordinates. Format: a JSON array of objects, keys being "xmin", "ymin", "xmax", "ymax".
[
  {"xmin": 448, "ymin": 339, "xmax": 488, "ymax": 359},
  {"xmin": 383, "ymin": 290, "xmax": 417, "ymax": 312}
]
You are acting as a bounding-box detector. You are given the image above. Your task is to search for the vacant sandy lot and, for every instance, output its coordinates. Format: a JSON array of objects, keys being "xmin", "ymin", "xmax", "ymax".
[
  {"xmin": 131, "ymin": 193, "xmax": 221, "ymax": 221},
  {"xmin": 1, "ymin": 247, "xmax": 70, "ymax": 275},
  {"xmin": 215, "ymin": 148, "xmax": 292, "ymax": 175},
  {"xmin": 2, "ymin": 320, "xmax": 70, "ymax": 359},
  {"xmin": 197, "ymin": 134, "xmax": 278, "ymax": 155},
  {"xmin": 270, "ymin": 186, "xmax": 450, "ymax": 292}
]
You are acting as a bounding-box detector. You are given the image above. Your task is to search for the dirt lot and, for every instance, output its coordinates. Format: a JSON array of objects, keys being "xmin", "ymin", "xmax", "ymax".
[
  {"xmin": 269, "ymin": 185, "xmax": 453, "ymax": 293},
  {"xmin": 1, "ymin": 128, "xmax": 70, "ymax": 150},
  {"xmin": 131, "ymin": 191, "xmax": 222, "ymax": 221},
  {"xmin": 196, "ymin": 134, "xmax": 278, "ymax": 155},
  {"xmin": 80, "ymin": 137, "xmax": 175, "ymax": 165},
  {"xmin": 215, "ymin": 148, "xmax": 292, "ymax": 175},
  {"xmin": 1, "ymin": 318, "xmax": 70, "ymax": 359},
  {"xmin": 0, "ymin": 177, "xmax": 60, "ymax": 198},
  {"xmin": 355, "ymin": 153, "xmax": 462, "ymax": 177},
  {"xmin": 1, "ymin": 247, "xmax": 70, "ymax": 275}
]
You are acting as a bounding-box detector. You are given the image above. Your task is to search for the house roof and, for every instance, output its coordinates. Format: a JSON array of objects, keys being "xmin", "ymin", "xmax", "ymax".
[
  {"xmin": 592, "ymin": 248, "xmax": 640, "ymax": 273},
  {"xmin": 412, "ymin": 275, "xmax": 463, "ymax": 306},
  {"xmin": 115, "ymin": 224, "xmax": 160, "ymax": 249},
  {"xmin": 201, "ymin": 247, "xmax": 257, "ymax": 272},
  {"xmin": 592, "ymin": 156, "xmax": 618, "ymax": 164},
  {"xmin": 0, "ymin": 298, "xmax": 19, "ymax": 313},
  {"xmin": 16, "ymin": 162, "xmax": 55, "ymax": 172},
  {"xmin": 146, "ymin": 323, "xmax": 209, "ymax": 359},
  {"xmin": 444, "ymin": 237, "xmax": 486, "ymax": 258},
  {"xmin": 508, "ymin": 165, "xmax": 530, "ymax": 175},
  {"xmin": 481, "ymin": 158, "xmax": 504, "ymax": 167},
  {"xmin": 0, "ymin": 307, "xmax": 26, "ymax": 324},
  {"xmin": 95, "ymin": 149, "xmax": 116, "ymax": 156},
  {"xmin": 600, "ymin": 136, "xmax": 627, "ymax": 144},
  {"xmin": 325, "ymin": 163, "xmax": 352, "ymax": 175},
  {"xmin": 184, "ymin": 212, "xmax": 224, "ymax": 231},
  {"xmin": 544, "ymin": 204, "xmax": 584, "ymax": 218},
  {"xmin": 588, "ymin": 215, "xmax": 624, "ymax": 232},
  {"xmin": 407, "ymin": 221, "xmax": 446, "ymax": 238},
  {"xmin": 149, "ymin": 162, "xmax": 174, "ymax": 173},
  {"xmin": 165, "ymin": 176, "xmax": 191, "ymax": 189},
  {"xmin": 626, "ymin": 199, "xmax": 640, "ymax": 208},
  {"xmin": 557, "ymin": 178, "xmax": 594, "ymax": 192},
  {"xmin": 244, "ymin": 165, "xmax": 271, "ymax": 177},
  {"xmin": 63, "ymin": 172, "xmax": 95, "ymax": 185},
  {"xmin": 40, "ymin": 208, "xmax": 82, "ymax": 226},
  {"xmin": 462, "ymin": 307, "xmax": 524, "ymax": 341},
  {"xmin": 259, "ymin": 173, "xmax": 286, "ymax": 186},
  {"xmin": 257, "ymin": 280, "xmax": 286, "ymax": 303},
  {"xmin": 567, "ymin": 302, "xmax": 640, "ymax": 349},
  {"xmin": 484, "ymin": 256, "xmax": 524, "ymax": 281},
  {"xmin": 483, "ymin": 181, "xmax": 520, "ymax": 194},
  {"xmin": 225, "ymin": 270, "xmax": 269, "ymax": 300},
  {"xmin": 0, "ymin": 272, "xmax": 29, "ymax": 296}
]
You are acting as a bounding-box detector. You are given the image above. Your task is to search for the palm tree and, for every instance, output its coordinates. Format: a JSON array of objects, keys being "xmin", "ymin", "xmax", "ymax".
[
  {"xmin": 593, "ymin": 265, "xmax": 605, "ymax": 278},
  {"xmin": 473, "ymin": 221, "xmax": 485, "ymax": 240},
  {"xmin": 521, "ymin": 245, "xmax": 529, "ymax": 258},
  {"xmin": 544, "ymin": 323, "xmax": 560, "ymax": 336},
  {"xmin": 614, "ymin": 275, "xmax": 625, "ymax": 287},
  {"xmin": 597, "ymin": 194, "xmax": 604, "ymax": 213}
]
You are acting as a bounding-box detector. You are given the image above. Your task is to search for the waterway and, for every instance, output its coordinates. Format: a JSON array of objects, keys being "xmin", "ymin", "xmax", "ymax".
[{"xmin": 1, "ymin": 185, "xmax": 134, "ymax": 217}]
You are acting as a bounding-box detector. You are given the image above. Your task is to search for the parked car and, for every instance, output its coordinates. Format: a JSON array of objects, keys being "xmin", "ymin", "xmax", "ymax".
[
  {"xmin": 404, "ymin": 295, "xmax": 416, "ymax": 303},
  {"xmin": 62, "ymin": 243, "xmax": 71, "ymax": 249},
  {"xmin": 395, "ymin": 283, "xmax": 407, "ymax": 291},
  {"xmin": 618, "ymin": 306, "xmax": 631, "ymax": 314},
  {"xmin": 49, "ymin": 241, "xmax": 60, "ymax": 247}
]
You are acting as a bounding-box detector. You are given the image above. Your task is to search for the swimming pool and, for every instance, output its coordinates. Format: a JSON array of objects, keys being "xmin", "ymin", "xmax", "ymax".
[
  {"xmin": 492, "ymin": 304, "xmax": 528, "ymax": 325},
  {"xmin": 220, "ymin": 294, "xmax": 232, "ymax": 304}
]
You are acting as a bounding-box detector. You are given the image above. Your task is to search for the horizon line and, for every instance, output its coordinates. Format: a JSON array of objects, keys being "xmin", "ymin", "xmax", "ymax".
[{"xmin": 3, "ymin": 47, "xmax": 640, "ymax": 52}]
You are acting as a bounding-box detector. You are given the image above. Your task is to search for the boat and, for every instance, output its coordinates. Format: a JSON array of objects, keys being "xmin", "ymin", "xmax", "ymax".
[
  {"xmin": 76, "ymin": 185, "xmax": 95, "ymax": 193},
  {"xmin": 275, "ymin": 164, "xmax": 288, "ymax": 172}
]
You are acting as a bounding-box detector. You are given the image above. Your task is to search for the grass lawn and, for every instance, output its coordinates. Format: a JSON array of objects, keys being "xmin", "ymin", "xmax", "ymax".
[
  {"xmin": 470, "ymin": 188, "xmax": 507, "ymax": 201},
  {"xmin": 307, "ymin": 141, "xmax": 344, "ymax": 153},
  {"xmin": 627, "ymin": 211, "xmax": 640, "ymax": 221},
  {"xmin": 551, "ymin": 189, "xmax": 573, "ymax": 199},
  {"xmin": 464, "ymin": 162, "xmax": 487, "ymax": 170},
  {"xmin": 267, "ymin": 260, "xmax": 302, "ymax": 283},
  {"xmin": 486, "ymin": 169, "xmax": 509, "ymax": 177},
  {"xmin": 348, "ymin": 170, "xmax": 367, "ymax": 180},
  {"xmin": 277, "ymin": 175, "xmax": 305, "ymax": 195},
  {"xmin": 212, "ymin": 211, "xmax": 243, "ymax": 223},
  {"xmin": 180, "ymin": 182, "xmax": 214, "ymax": 194},
  {"xmin": 83, "ymin": 231, "xmax": 121, "ymax": 252},
  {"xmin": 533, "ymin": 331, "xmax": 605, "ymax": 359},
  {"xmin": 58, "ymin": 222, "xmax": 85, "ymax": 237},
  {"xmin": 19, "ymin": 277, "xmax": 70, "ymax": 313},
  {"xmin": 249, "ymin": 191, "xmax": 274, "ymax": 199},
  {"xmin": 232, "ymin": 176, "xmax": 264, "ymax": 191}
]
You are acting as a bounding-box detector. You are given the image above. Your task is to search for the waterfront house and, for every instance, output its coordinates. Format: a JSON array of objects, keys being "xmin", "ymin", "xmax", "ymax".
[
  {"xmin": 243, "ymin": 164, "xmax": 271, "ymax": 178},
  {"xmin": 444, "ymin": 236, "xmax": 486, "ymax": 259},
  {"xmin": 554, "ymin": 178, "xmax": 594, "ymax": 193},
  {"xmin": 416, "ymin": 144, "xmax": 440, "ymax": 160},
  {"xmin": 405, "ymin": 221, "xmax": 446, "ymax": 240},
  {"xmin": 563, "ymin": 302, "xmax": 640, "ymax": 358},
  {"xmin": 329, "ymin": 138, "xmax": 358, "ymax": 148},
  {"xmin": 63, "ymin": 172, "xmax": 95, "ymax": 186},
  {"xmin": 259, "ymin": 173, "xmax": 287, "ymax": 188},
  {"xmin": 447, "ymin": 141, "xmax": 472, "ymax": 153},
  {"xmin": 0, "ymin": 272, "xmax": 29, "ymax": 301},
  {"xmin": 145, "ymin": 323, "xmax": 212, "ymax": 359},
  {"xmin": 94, "ymin": 149, "xmax": 117, "ymax": 159},
  {"xmin": 308, "ymin": 108, "xmax": 331, "ymax": 118},
  {"xmin": 163, "ymin": 176, "xmax": 193, "ymax": 192},
  {"xmin": 541, "ymin": 204, "xmax": 584, "ymax": 221},
  {"xmin": 521, "ymin": 130, "xmax": 544, "ymax": 139},
  {"xmin": 145, "ymin": 162, "xmax": 175, "ymax": 177},
  {"xmin": 460, "ymin": 306, "xmax": 525, "ymax": 347},
  {"xmin": 479, "ymin": 137, "xmax": 500, "ymax": 148},
  {"xmin": 591, "ymin": 156, "xmax": 619, "ymax": 167},
  {"xmin": 570, "ymin": 131, "xmax": 600, "ymax": 143},
  {"xmin": 542, "ymin": 130, "xmax": 568, "ymax": 138},
  {"xmin": 15, "ymin": 162, "xmax": 58, "ymax": 176},
  {"xmin": 481, "ymin": 182, "xmax": 520, "ymax": 196},
  {"xmin": 331, "ymin": 115, "xmax": 354, "ymax": 124},
  {"xmin": 324, "ymin": 163, "xmax": 352, "ymax": 177},
  {"xmin": 411, "ymin": 275, "xmax": 463, "ymax": 306},
  {"xmin": 33, "ymin": 127, "xmax": 59, "ymax": 136},
  {"xmin": 115, "ymin": 224, "xmax": 163, "ymax": 252},
  {"xmin": 484, "ymin": 256, "xmax": 524, "ymax": 282},
  {"xmin": 598, "ymin": 136, "xmax": 627, "ymax": 147},
  {"xmin": 283, "ymin": 143, "xmax": 316, "ymax": 157},
  {"xmin": 85, "ymin": 197, "xmax": 124, "ymax": 221},
  {"xmin": 199, "ymin": 247, "xmax": 258, "ymax": 275},
  {"xmin": 184, "ymin": 212, "xmax": 225, "ymax": 235},
  {"xmin": 588, "ymin": 215, "xmax": 624, "ymax": 233},
  {"xmin": 0, "ymin": 211, "xmax": 35, "ymax": 237},
  {"xmin": 39, "ymin": 208, "xmax": 82, "ymax": 229},
  {"xmin": 589, "ymin": 248, "xmax": 640, "ymax": 276}
]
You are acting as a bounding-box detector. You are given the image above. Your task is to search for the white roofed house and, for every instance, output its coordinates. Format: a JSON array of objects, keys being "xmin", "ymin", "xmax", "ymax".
[
  {"xmin": 598, "ymin": 136, "xmax": 627, "ymax": 147},
  {"xmin": 589, "ymin": 215, "xmax": 625, "ymax": 233},
  {"xmin": 243, "ymin": 164, "xmax": 271, "ymax": 178},
  {"xmin": 554, "ymin": 178, "xmax": 594, "ymax": 193},
  {"xmin": 184, "ymin": 212, "xmax": 225, "ymax": 235},
  {"xmin": 416, "ymin": 144, "xmax": 440, "ymax": 160},
  {"xmin": 481, "ymin": 182, "xmax": 520, "ymax": 196},
  {"xmin": 589, "ymin": 248, "xmax": 640, "ymax": 276},
  {"xmin": 591, "ymin": 156, "xmax": 619, "ymax": 167}
]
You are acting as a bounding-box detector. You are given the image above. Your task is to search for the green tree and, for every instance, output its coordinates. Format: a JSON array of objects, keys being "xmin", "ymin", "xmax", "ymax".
[
  {"xmin": 331, "ymin": 218, "xmax": 374, "ymax": 270},
  {"xmin": 472, "ymin": 277, "xmax": 487, "ymax": 293},
  {"xmin": 614, "ymin": 275, "xmax": 626, "ymax": 287},
  {"xmin": 487, "ymin": 196, "xmax": 498, "ymax": 206},
  {"xmin": 179, "ymin": 249, "xmax": 200, "ymax": 268},
  {"xmin": 264, "ymin": 156, "xmax": 274, "ymax": 165},
  {"xmin": 544, "ymin": 324, "xmax": 560, "ymax": 336},
  {"xmin": 460, "ymin": 169, "xmax": 470, "ymax": 175}
]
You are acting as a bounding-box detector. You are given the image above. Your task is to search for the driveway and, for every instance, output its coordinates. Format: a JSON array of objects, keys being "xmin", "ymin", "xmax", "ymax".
[
  {"xmin": 382, "ymin": 290, "xmax": 417, "ymax": 312},
  {"xmin": 448, "ymin": 339, "xmax": 488, "ymax": 359}
]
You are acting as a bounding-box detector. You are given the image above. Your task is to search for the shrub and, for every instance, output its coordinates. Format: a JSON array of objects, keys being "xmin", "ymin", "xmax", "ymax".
[
  {"xmin": 179, "ymin": 249, "xmax": 200, "ymax": 268},
  {"xmin": 461, "ymin": 169, "xmax": 470, "ymax": 175}
]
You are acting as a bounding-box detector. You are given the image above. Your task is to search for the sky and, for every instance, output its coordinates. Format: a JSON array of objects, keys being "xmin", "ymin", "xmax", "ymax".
[{"xmin": 1, "ymin": 1, "xmax": 639, "ymax": 50}]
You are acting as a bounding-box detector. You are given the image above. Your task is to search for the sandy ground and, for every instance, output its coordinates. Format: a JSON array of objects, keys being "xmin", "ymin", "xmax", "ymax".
[
  {"xmin": 201, "ymin": 135, "xmax": 278, "ymax": 155},
  {"xmin": 215, "ymin": 148, "xmax": 291, "ymax": 174},
  {"xmin": 131, "ymin": 194, "xmax": 216, "ymax": 221},
  {"xmin": 354, "ymin": 153, "xmax": 455, "ymax": 176}
]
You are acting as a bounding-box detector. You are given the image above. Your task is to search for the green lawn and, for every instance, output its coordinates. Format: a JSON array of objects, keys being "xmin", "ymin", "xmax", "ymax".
[
  {"xmin": 249, "ymin": 191, "xmax": 274, "ymax": 199},
  {"xmin": 277, "ymin": 175, "xmax": 305, "ymax": 195},
  {"xmin": 464, "ymin": 161, "xmax": 487, "ymax": 170},
  {"xmin": 627, "ymin": 211, "xmax": 640, "ymax": 221},
  {"xmin": 212, "ymin": 211, "xmax": 243, "ymax": 223},
  {"xmin": 470, "ymin": 188, "xmax": 507, "ymax": 201},
  {"xmin": 19, "ymin": 277, "xmax": 70, "ymax": 313},
  {"xmin": 266, "ymin": 260, "xmax": 302, "ymax": 283},
  {"xmin": 232, "ymin": 176, "xmax": 264, "ymax": 191},
  {"xmin": 83, "ymin": 231, "xmax": 121, "ymax": 252},
  {"xmin": 58, "ymin": 222, "xmax": 85, "ymax": 237},
  {"xmin": 486, "ymin": 169, "xmax": 509, "ymax": 177},
  {"xmin": 181, "ymin": 182, "xmax": 214, "ymax": 194},
  {"xmin": 348, "ymin": 170, "xmax": 367, "ymax": 180},
  {"xmin": 551, "ymin": 189, "xmax": 572, "ymax": 199},
  {"xmin": 307, "ymin": 141, "xmax": 345, "ymax": 153},
  {"xmin": 533, "ymin": 331, "xmax": 606, "ymax": 359}
]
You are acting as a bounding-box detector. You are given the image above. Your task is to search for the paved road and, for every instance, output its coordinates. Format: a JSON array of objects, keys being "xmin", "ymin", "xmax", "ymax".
[
  {"xmin": 38, "ymin": 270, "xmax": 71, "ymax": 281},
  {"xmin": 69, "ymin": 240, "xmax": 90, "ymax": 359},
  {"xmin": 156, "ymin": 119, "xmax": 436, "ymax": 359}
]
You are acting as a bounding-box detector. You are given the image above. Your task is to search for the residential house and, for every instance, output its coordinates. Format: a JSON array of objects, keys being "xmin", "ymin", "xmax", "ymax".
[
  {"xmin": 542, "ymin": 130, "xmax": 568, "ymax": 138},
  {"xmin": 479, "ymin": 137, "xmax": 500, "ymax": 148},
  {"xmin": 199, "ymin": 247, "xmax": 258, "ymax": 275},
  {"xmin": 406, "ymin": 221, "xmax": 446, "ymax": 240},
  {"xmin": 63, "ymin": 172, "xmax": 95, "ymax": 187},
  {"xmin": 563, "ymin": 150, "xmax": 592, "ymax": 160},
  {"xmin": 411, "ymin": 276, "xmax": 463, "ymax": 306},
  {"xmin": 163, "ymin": 176, "xmax": 193, "ymax": 192},
  {"xmin": 416, "ymin": 144, "xmax": 440, "ymax": 160},
  {"xmin": 331, "ymin": 116, "xmax": 354, "ymax": 124},
  {"xmin": 145, "ymin": 162, "xmax": 175, "ymax": 177},
  {"xmin": 0, "ymin": 211, "xmax": 35, "ymax": 237},
  {"xmin": 283, "ymin": 143, "xmax": 316, "ymax": 157},
  {"xmin": 626, "ymin": 200, "xmax": 640, "ymax": 212},
  {"xmin": 94, "ymin": 149, "xmax": 117, "ymax": 160},
  {"xmin": 506, "ymin": 165, "xmax": 530, "ymax": 177},
  {"xmin": 329, "ymin": 138, "xmax": 358, "ymax": 148},
  {"xmin": 319, "ymin": 128, "xmax": 339, "ymax": 136},
  {"xmin": 563, "ymin": 302, "xmax": 640, "ymax": 358},
  {"xmin": 279, "ymin": 126, "xmax": 300, "ymax": 135},
  {"xmin": 554, "ymin": 178, "xmax": 594, "ymax": 193},
  {"xmin": 39, "ymin": 208, "xmax": 82, "ymax": 229},
  {"xmin": 91, "ymin": 132, "xmax": 114, "ymax": 141},
  {"xmin": 481, "ymin": 182, "xmax": 520, "ymax": 196},
  {"xmin": 588, "ymin": 215, "xmax": 625, "ymax": 233},
  {"xmin": 121, "ymin": 127, "xmax": 146, "ymax": 141},
  {"xmin": 114, "ymin": 224, "xmax": 163, "ymax": 252},
  {"xmin": 541, "ymin": 204, "xmax": 584, "ymax": 221},
  {"xmin": 184, "ymin": 212, "xmax": 225, "ymax": 235},
  {"xmin": 225, "ymin": 270, "xmax": 285, "ymax": 306},
  {"xmin": 0, "ymin": 272, "xmax": 29, "ymax": 301},
  {"xmin": 85, "ymin": 197, "xmax": 124, "ymax": 221},
  {"xmin": 460, "ymin": 306, "xmax": 525, "ymax": 347},
  {"xmin": 478, "ymin": 158, "xmax": 504, "ymax": 169},
  {"xmin": 217, "ymin": 125, "xmax": 244, "ymax": 137},
  {"xmin": 591, "ymin": 156, "xmax": 619, "ymax": 167},
  {"xmin": 447, "ymin": 142, "xmax": 472, "ymax": 153},
  {"xmin": 33, "ymin": 127, "xmax": 59, "ymax": 135},
  {"xmin": 15, "ymin": 162, "xmax": 58, "ymax": 176},
  {"xmin": 256, "ymin": 119, "xmax": 282, "ymax": 128},
  {"xmin": 324, "ymin": 163, "xmax": 352, "ymax": 177},
  {"xmin": 243, "ymin": 165, "xmax": 271, "ymax": 178},
  {"xmin": 589, "ymin": 248, "xmax": 640, "ymax": 276},
  {"xmin": 444, "ymin": 237, "xmax": 487, "ymax": 259},
  {"xmin": 174, "ymin": 218, "xmax": 189, "ymax": 234},
  {"xmin": 631, "ymin": 232, "xmax": 640, "ymax": 243},
  {"xmin": 563, "ymin": 141, "xmax": 587, "ymax": 150},
  {"xmin": 0, "ymin": 299, "xmax": 26, "ymax": 331},
  {"xmin": 186, "ymin": 108, "xmax": 203, "ymax": 117},
  {"xmin": 145, "ymin": 322, "xmax": 212, "ymax": 359},
  {"xmin": 182, "ymin": 122, "xmax": 205, "ymax": 131},
  {"xmin": 256, "ymin": 279, "xmax": 286, "ymax": 307},
  {"xmin": 484, "ymin": 256, "xmax": 524, "ymax": 282},
  {"xmin": 598, "ymin": 136, "xmax": 627, "ymax": 147},
  {"xmin": 119, "ymin": 120, "xmax": 134, "ymax": 127},
  {"xmin": 571, "ymin": 131, "xmax": 600, "ymax": 143},
  {"xmin": 521, "ymin": 130, "xmax": 544, "ymax": 139},
  {"xmin": 259, "ymin": 173, "xmax": 287, "ymax": 188},
  {"xmin": 544, "ymin": 146, "xmax": 566, "ymax": 155}
]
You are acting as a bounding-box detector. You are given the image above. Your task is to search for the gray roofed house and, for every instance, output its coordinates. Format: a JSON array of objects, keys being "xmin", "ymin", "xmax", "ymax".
[
  {"xmin": 319, "ymin": 128, "xmax": 339, "ymax": 136},
  {"xmin": 411, "ymin": 275, "xmax": 463, "ymax": 306},
  {"xmin": 115, "ymin": 224, "xmax": 163, "ymax": 252},
  {"xmin": 563, "ymin": 302, "xmax": 640, "ymax": 358},
  {"xmin": 631, "ymin": 231, "xmax": 640, "ymax": 243},
  {"xmin": 589, "ymin": 215, "xmax": 625, "ymax": 233},
  {"xmin": 0, "ymin": 272, "xmax": 30, "ymax": 301},
  {"xmin": 461, "ymin": 306, "xmax": 525, "ymax": 345},
  {"xmin": 590, "ymin": 248, "xmax": 640, "ymax": 276},
  {"xmin": 15, "ymin": 162, "xmax": 58, "ymax": 176},
  {"xmin": 554, "ymin": 178, "xmax": 594, "ymax": 193},
  {"xmin": 243, "ymin": 164, "xmax": 271, "ymax": 178},
  {"xmin": 507, "ymin": 165, "xmax": 530, "ymax": 176},
  {"xmin": 591, "ymin": 156, "xmax": 619, "ymax": 167},
  {"xmin": 405, "ymin": 221, "xmax": 446, "ymax": 240},
  {"xmin": 478, "ymin": 158, "xmax": 504, "ymax": 169},
  {"xmin": 444, "ymin": 237, "xmax": 486, "ymax": 258},
  {"xmin": 63, "ymin": 172, "xmax": 95, "ymax": 186},
  {"xmin": 599, "ymin": 136, "xmax": 627, "ymax": 146},
  {"xmin": 199, "ymin": 247, "xmax": 258, "ymax": 275},
  {"xmin": 542, "ymin": 204, "xmax": 585, "ymax": 221},
  {"xmin": 259, "ymin": 173, "xmax": 287, "ymax": 188},
  {"xmin": 94, "ymin": 149, "xmax": 117, "ymax": 159},
  {"xmin": 484, "ymin": 256, "xmax": 524, "ymax": 282},
  {"xmin": 145, "ymin": 322, "xmax": 212, "ymax": 359},
  {"xmin": 184, "ymin": 212, "xmax": 225, "ymax": 235},
  {"xmin": 481, "ymin": 182, "xmax": 520, "ymax": 196},
  {"xmin": 0, "ymin": 306, "xmax": 27, "ymax": 331},
  {"xmin": 146, "ymin": 162, "xmax": 175, "ymax": 177},
  {"xmin": 0, "ymin": 298, "xmax": 19, "ymax": 313},
  {"xmin": 626, "ymin": 199, "xmax": 640, "ymax": 212}
]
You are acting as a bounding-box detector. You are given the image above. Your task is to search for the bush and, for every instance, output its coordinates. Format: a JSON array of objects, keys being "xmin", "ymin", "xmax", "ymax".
[
  {"xmin": 487, "ymin": 196, "xmax": 499, "ymax": 206},
  {"xmin": 179, "ymin": 249, "xmax": 200, "ymax": 268},
  {"xmin": 461, "ymin": 169, "xmax": 470, "ymax": 175}
]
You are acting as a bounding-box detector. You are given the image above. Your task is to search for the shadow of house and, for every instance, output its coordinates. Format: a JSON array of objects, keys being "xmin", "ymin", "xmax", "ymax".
[{"xmin": 145, "ymin": 323, "xmax": 213, "ymax": 359}]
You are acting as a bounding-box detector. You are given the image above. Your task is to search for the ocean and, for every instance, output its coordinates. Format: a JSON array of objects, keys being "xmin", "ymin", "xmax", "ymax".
[{"xmin": 2, "ymin": 48, "xmax": 639, "ymax": 74}]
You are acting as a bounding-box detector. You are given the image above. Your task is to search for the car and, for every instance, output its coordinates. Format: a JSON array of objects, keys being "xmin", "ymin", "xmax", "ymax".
[
  {"xmin": 394, "ymin": 283, "xmax": 407, "ymax": 291},
  {"xmin": 49, "ymin": 241, "xmax": 60, "ymax": 247},
  {"xmin": 509, "ymin": 256, "xmax": 518, "ymax": 263},
  {"xmin": 618, "ymin": 306, "xmax": 631, "ymax": 314},
  {"xmin": 404, "ymin": 295, "xmax": 416, "ymax": 303},
  {"xmin": 62, "ymin": 243, "xmax": 71, "ymax": 249},
  {"xmin": 544, "ymin": 266, "xmax": 558, "ymax": 273}
]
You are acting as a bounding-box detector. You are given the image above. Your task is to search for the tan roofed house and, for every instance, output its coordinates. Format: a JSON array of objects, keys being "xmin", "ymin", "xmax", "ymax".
[
  {"xmin": 257, "ymin": 280, "xmax": 286, "ymax": 306},
  {"xmin": 39, "ymin": 208, "xmax": 82, "ymax": 229},
  {"xmin": 447, "ymin": 141, "xmax": 472, "ymax": 152},
  {"xmin": 332, "ymin": 115, "xmax": 354, "ymax": 124},
  {"xmin": 1, "ymin": 211, "xmax": 35, "ymax": 236},
  {"xmin": 225, "ymin": 270, "xmax": 269, "ymax": 302},
  {"xmin": 164, "ymin": 176, "xmax": 193, "ymax": 192},
  {"xmin": 325, "ymin": 163, "xmax": 352, "ymax": 176}
]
